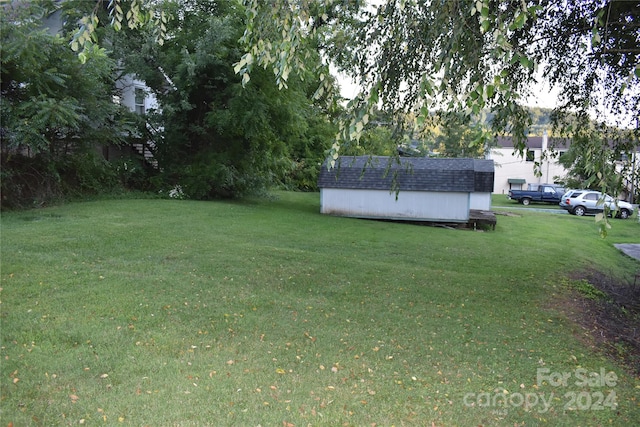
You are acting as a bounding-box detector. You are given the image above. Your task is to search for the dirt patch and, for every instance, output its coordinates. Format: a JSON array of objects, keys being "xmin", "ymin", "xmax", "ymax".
[{"xmin": 552, "ymin": 269, "xmax": 640, "ymax": 377}]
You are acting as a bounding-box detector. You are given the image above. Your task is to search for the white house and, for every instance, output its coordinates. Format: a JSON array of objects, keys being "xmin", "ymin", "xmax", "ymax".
[
  {"xmin": 489, "ymin": 134, "xmax": 639, "ymax": 202},
  {"xmin": 318, "ymin": 156, "xmax": 495, "ymax": 224},
  {"xmin": 43, "ymin": 4, "xmax": 159, "ymax": 166},
  {"xmin": 488, "ymin": 133, "xmax": 570, "ymax": 194}
]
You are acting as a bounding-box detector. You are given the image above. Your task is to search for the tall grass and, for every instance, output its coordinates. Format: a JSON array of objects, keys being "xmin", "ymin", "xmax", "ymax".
[{"xmin": 1, "ymin": 192, "xmax": 638, "ymax": 426}]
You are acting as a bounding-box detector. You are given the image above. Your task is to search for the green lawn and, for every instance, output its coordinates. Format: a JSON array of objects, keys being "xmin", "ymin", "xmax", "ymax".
[
  {"xmin": 1, "ymin": 192, "xmax": 639, "ymax": 426},
  {"xmin": 491, "ymin": 193, "xmax": 564, "ymax": 209}
]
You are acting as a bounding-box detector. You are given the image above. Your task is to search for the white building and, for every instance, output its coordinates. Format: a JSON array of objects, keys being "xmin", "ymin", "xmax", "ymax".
[
  {"xmin": 489, "ymin": 133, "xmax": 570, "ymax": 194},
  {"xmin": 318, "ymin": 156, "xmax": 495, "ymax": 223}
]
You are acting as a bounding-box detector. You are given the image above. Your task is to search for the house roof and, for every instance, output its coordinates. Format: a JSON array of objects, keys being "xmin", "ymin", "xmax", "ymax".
[
  {"xmin": 495, "ymin": 136, "xmax": 571, "ymax": 150},
  {"xmin": 318, "ymin": 156, "xmax": 494, "ymax": 193}
]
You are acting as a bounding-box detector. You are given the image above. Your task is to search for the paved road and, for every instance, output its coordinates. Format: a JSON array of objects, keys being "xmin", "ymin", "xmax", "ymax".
[{"xmin": 493, "ymin": 206, "xmax": 568, "ymax": 214}]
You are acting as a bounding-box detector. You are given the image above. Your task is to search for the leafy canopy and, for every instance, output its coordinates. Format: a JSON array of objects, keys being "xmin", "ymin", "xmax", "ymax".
[
  {"xmin": 106, "ymin": 0, "xmax": 335, "ymax": 198},
  {"xmin": 73, "ymin": 1, "xmax": 639, "ymax": 197},
  {"xmin": 73, "ymin": 1, "xmax": 639, "ymax": 141}
]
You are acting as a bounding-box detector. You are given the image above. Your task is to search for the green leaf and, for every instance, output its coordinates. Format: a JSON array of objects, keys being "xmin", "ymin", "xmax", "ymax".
[
  {"xmin": 510, "ymin": 13, "xmax": 526, "ymax": 30},
  {"xmin": 518, "ymin": 55, "xmax": 532, "ymax": 69},
  {"xmin": 486, "ymin": 84, "xmax": 495, "ymax": 99},
  {"xmin": 591, "ymin": 28, "xmax": 601, "ymax": 46}
]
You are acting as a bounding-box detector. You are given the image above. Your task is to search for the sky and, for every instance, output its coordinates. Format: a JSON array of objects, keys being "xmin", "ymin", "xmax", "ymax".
[
  {"xmin": 335, "ymin": 0, "xmax": 565, "ymax": 110},
  {"xmin": 336, "ymin": 72, "xmax": 560, "ymax": 110}
]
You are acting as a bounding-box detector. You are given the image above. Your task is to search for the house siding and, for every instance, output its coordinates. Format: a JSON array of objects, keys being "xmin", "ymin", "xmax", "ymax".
[
  {"xmin": 115, "ymin": 75, "xmax": 159, "ymax": 114},
  {"xmin": 489, "ymin": 134, "xmax": 570, "ymax": 194}
]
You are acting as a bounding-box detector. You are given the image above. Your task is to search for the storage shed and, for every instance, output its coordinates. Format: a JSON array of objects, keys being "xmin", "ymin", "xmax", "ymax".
[{"xmin": 318, "ymin": 156, "xmax": 495, "ymax": 223}]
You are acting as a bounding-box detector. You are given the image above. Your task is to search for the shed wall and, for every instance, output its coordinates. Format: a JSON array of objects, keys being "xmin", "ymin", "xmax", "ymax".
[
  {"xmin": 320, "ymin": 189, "xmax": 470, "ymax": 222},
  {"xmin": 469, "ymin": 193, "xmax": 492, "ymax": 210}
]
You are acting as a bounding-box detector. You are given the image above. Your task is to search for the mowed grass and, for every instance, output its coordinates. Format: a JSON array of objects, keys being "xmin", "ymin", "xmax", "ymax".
[
  {"xmin": 1, "ymin": 192, "xmax": 639, "ymax": 426},
  {"xmin": 491, "ymin": 193, "xmax": 564, "ymax": 209}
]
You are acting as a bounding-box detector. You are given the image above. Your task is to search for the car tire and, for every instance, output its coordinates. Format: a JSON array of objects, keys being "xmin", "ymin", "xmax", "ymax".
[
  {"xmin": 573, "ymin": 206, "xmax": 586, "ymax": 216},
  {"xmin": 521, "ymin": 198, "xmax": 531, "ymax": 206},
  {"xmin": 619, "ymin": 209, "xmax": 630, "ymax": 219}
]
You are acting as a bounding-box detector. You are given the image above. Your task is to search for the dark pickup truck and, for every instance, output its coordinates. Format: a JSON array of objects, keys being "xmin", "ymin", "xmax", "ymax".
[{"xmin": 508, "ymin": 184, "xmax": 565, "ymax": 205}]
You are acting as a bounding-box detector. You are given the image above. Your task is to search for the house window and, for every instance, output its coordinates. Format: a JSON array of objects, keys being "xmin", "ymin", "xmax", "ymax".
[
  {"xmin": 526, "ymin": 150, "xmax": 535, "ymax": 162},
  {"xmin": 134, "ymin": 87, "xmax": 145, "ymax": 115}
]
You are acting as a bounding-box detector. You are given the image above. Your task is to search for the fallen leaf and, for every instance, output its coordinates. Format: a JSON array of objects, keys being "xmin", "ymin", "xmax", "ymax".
[
  {"xmin": 100, "ymin": 374, "xmax": 109, "ymax": 379},
  {"xmin": 69, "ymin": 394, "xmax": 79, "ymax": 403}
]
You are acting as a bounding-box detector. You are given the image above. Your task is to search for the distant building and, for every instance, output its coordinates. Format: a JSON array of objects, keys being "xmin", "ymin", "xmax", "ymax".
[
  {"xmin": 488, "ymin": 133, "xmax": 569, "ymax": 194},
  {"xmin": 43, "ymin": 3, "xmax": 160, "ymax": 166}
]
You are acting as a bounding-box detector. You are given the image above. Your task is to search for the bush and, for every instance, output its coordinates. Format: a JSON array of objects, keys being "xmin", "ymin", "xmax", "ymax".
[
  {"xmin": 0, "ymin": 150, "xmax": 155, "ymax": 210},
  {"xmin": 1, "ymin": 154, "xmax": 63, "ymax": 209}
]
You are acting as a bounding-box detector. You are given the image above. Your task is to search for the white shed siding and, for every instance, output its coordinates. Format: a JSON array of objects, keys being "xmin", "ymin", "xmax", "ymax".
[
  {"xmin": 320, "ymin": 189, "xmax": 470, "ymax": 222},
  {"xmin": 469, "ymin": 193, "xmax": 492, "ymax": 210}
]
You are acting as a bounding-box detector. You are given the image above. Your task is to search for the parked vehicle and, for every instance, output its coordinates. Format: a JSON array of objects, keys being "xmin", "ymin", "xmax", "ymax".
[
  {"xmin": 508, "ymin": 184, "xmax": 565, "ymax": 205},
  {"xmin": 559, "ymin": 190, "xmax": 634, "ymax": 219},
  {"xmin": 558, "ymin": 189, "xmax": 581, "ymax": 210}
]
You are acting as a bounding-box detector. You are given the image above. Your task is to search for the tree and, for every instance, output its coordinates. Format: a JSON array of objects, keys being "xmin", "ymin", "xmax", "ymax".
[
  {"xmin": 73, "ymin": 1, "xmax": 639, "ymax": 227},
  {"xmin": 419, "ymin": 112, "xmax": 496, "ymax": 158},
  {"xmin": 557, "ymin": 123, "xmax": 634, "ymax": 194},
  {"xmin": 1, "ymin": 1, "xmax": 136, "ymax": 208},
  {"xmin": 77, "ymin": 1, "xmax": 638, "ymax": 151},
  {"xmin": 236, "ymin": 0, "xmax": 640, "ymax": 234},
  {"xmin": 109, "ymin": 0, "xmax": 334, "ymax": 198}
]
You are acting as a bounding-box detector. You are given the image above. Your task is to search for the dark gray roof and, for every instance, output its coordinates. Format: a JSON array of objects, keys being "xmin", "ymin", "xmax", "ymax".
[{"xmin": 318, "ymin": 156, "xmax": 494, "ymax": 193}]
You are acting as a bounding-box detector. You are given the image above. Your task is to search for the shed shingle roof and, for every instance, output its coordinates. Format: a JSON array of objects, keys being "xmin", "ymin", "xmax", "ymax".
[{"xmin": 318, "ymin": 156, "xmax": 494, "ymax": 193}]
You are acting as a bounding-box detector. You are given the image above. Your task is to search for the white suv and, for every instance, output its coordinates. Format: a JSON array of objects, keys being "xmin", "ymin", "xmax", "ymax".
[{"xmin": 559, "ymin": 190, "xmax": 634, "ymax": 219}]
